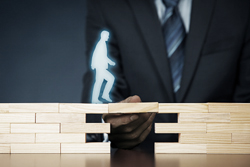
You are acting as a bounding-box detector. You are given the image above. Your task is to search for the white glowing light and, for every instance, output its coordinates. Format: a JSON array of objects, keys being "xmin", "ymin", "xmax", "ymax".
[{"xmin": 91, "ymin": 31, "xmax": 116, "ymax": 103}]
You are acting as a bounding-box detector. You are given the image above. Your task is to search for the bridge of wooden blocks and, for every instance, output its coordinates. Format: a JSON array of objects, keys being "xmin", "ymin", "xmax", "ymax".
[{"xmin": 0, "ymin": 103, "xmax": 250, "ymax": 154}]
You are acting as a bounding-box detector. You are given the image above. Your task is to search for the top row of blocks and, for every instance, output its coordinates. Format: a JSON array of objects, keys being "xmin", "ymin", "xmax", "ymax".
[{"xmin": 0, "ymin": 103, "xmax": 249, "ymax": 113}]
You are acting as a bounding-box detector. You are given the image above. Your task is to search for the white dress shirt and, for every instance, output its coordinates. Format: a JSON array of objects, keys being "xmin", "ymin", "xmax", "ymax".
[{"xmin": 154, "ymin": 0, "xmax": 192, "ymax": 32}]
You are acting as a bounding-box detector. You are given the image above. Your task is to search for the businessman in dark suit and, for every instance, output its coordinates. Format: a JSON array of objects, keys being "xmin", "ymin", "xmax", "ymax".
[{"xmin": 82, "ymin": 0, "xmax": 250, "ymax": 149}]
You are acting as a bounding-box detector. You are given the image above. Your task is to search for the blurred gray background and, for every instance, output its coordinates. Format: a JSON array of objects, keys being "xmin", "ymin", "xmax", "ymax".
[{"xmin": 0, "ymin": 0, "xmax": 87, "ymax": 102}]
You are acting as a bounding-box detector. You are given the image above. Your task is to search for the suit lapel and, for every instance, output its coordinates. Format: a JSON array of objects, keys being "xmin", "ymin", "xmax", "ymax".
[
  {"xmin": 177, "ymin": 0, "xmax": 217, "ymax": 102},
  {"xmin": 127, "ymin": 0, "xmax": 175, "ymax": 102}
]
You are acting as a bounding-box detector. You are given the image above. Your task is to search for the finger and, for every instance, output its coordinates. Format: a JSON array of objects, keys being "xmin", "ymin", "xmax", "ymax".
[
  {"xmin": 117, "ymin": 125, "xmax": 152, "ymax": 149},
  {"xmin": 103, "ymin": 113, "xmax": 139, "ymax": 129},
  {"xmin": 111, "ymin": 123, "xmax": 153, "ymax": 149},
  {"xmin": 119, "ymin": 95, "xmax": 141, "ymax": 103},
  {"xmin": 111, "ymin": 112, "xmax": 152, "ymax": 134},
  {"xmin": 109, "ymin": 113, "xmax": 156, "ymax": 142}
]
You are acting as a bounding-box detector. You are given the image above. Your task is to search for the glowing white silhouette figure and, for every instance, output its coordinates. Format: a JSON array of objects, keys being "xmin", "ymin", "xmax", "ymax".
[{"xmin": 91, "ymin": 31, "xmax": 116, "ymax": 103}]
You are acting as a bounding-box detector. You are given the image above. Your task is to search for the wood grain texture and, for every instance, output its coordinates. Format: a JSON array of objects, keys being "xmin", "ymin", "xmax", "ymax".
[
  {"xmin": 36, "ymin": 113, "xmax": 86, "ymax": 123},
  {"xmin": 207, "ymin": 144, "xmax": 250, "ymax": 154},
  {"xmin": 155, "ymin": 143, "xmax": 207, "ymax": 153},
  {"xmin": 108, "ymin": 103, "xmax": 158, "ymax": 113},
  {"xmin": 9, "ymin": 103, "xmax": 59, "ymax": 113},
  {"xmin": 207, "ymin": 124, "xmax": 250, "ymax": 133},
  {"xmin": 61, "ymin": 143, "xmax": 110, "ymax": 153},
  {"xmin": 0, "ymin": 113, "xmax": 35, "ymax": 123},
  {"xmin": 159, "ymin": 103, "xmax": 208, "ymax": 113},
  {"xmin": 11, "ymin": 144, "xmax": 60, "ymax": 153},
  {"xmin": 208, "ymin": 103, "xmax": 250, "ymax": 113},
  {"xmin": 36, "ymin": 134, "xmax": 86, "ymax": 143},
  {"xmin": 61, "ymin": 123, "xmax": 110, "ymax": 133},
  {"xmin": 178, "ymin": 113, "xmax": 230, "ymax": 123},
  {"xmin": 231, "ymin": 113, "xmax": 250, "ymax": 123},
  {"xmin": 0, "ymin": 134, "xmax": 35, "ymax": 143},
  {"xmin": 60, "ymin": 103, "xmax": 108, "ymax": 113},
  {"xmin": 180, "ymin": 133, "xmax": 232, "ymax": 144},
  {"xmin": 11, "ymin": 124, "xmax": 60, "ymax": 133},
  {"xmin": 155, "ymin": 123, "xmax": 206, "ymax": 133},
  {"xmin": 0, "ymin": 124, "xmax": 10, "ymax": 133},
  {"xmin": 0, "ymin": 103, "xmax": 9, "ymax": 113},
  {"xmin": 0, "ymin": 144, "xmax": 10, "ymax": 153},
  {"xmin": 232, "ymin": 133, "xmax": 250, "ymax": 144}
]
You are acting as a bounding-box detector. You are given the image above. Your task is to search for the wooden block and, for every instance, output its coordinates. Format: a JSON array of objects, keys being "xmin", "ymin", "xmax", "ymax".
[
  {"xmin": 0, "ymin": 113, "xmax": 35, "ymax": 123},
  {"xmin": 178, "ymin": 113, "xmax": 230, "ymax": 123},
  {"xmin": 9, "ymin": 103, "xmax": 59, "ymax": 113},
  {"xmin": 36, "ymin": 113, "xmax": 86, "ymax": 123},
  {"xmin": 11, "ymin": 144, "xmax": 60, "ymax": 153},
  {"xmin": 108, "ymin": 103, "xmax": 158, "ymax": 113},
  {"xmin": 61, "ymin": 123, "xmax": 110, "ymax": 133},
  {"xmin": 155, "ymin": 123, "xmax": 206, "ymax": 133},
  {"xmin": 60, "ymin": 103, "xmax": 108, "ymax": 113},
  {"xmin": 180, "ymin": 133, "xmax": 231, "ymax": 144},
  {"xmin": 11, "ymin": 124, "xmax": 60, "ymax": 133},
  {"xmin": 231, "ymin": 113, "xmax": 250, "ymax": 123},
  {"xmin": 0, "ymin": 103, "xmax": 9, "ymax": 113},
  {"xmin": 207, "ymin": 124, "xmax": 250, "ymax": 133},
  {"xmin": 0, "ymin": 144, "xmax": 10, "ymax": 153},
  {"xmin": 61, "ymin": 143, "xmax": 110, "ymax": 153},
  {"xmin": 159, "ymin": 103, "xmax": 208, "ymax": 113},
  {"xmin": 155, "ymin": 143, "xmax": 207, "ymax": 153},
  {"xmin": 208, "ymin": 103, "xmax": 250, "ymax": 113},
  {"xmin": 0, "ymin": 134, "xmax": 35, "ymax": 143},
  {"xmin": 36, "ymin": 134, "xmax": 86, "ymax": 143},
  {"xmin": 207, "ymin": 144, "xmax": 250, "ymax": 154},
  {"xmin": 232, "ymin": 133, "xmax": 250, "ymax": 143},
  {"xmin": 0, "ymin": 124, "xmax": 10, "ymax": 133}
]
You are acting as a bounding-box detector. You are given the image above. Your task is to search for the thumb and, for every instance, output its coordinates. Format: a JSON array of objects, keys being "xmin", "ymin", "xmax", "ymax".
[{"xmin": 120, "ymin": 95, "xmax": 141, "ymax": 103}]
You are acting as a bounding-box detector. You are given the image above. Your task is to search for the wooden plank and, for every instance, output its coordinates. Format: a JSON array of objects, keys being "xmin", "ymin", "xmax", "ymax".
[
  {"xmin": 11, "ymin": 124, "xmax": 60, "ymax": 133},
  {"xmin": 0, "ymin": 144, "xmax": 10, "ymax": 153},
  {"xmin": 208, "ymin": 103, "xmax": 250, "ymax": 113},
  {"xmin": 0, "ymin": 134, "xmax": 35, "ymax": 143},
  {"xmin": 36, "ymin": 113, "xmax": 86, "ymax": 123},
  {"xmin": 9, "ymin": 103, "xmax": 59, "ymax": 113},
  {"xmin": 232, "ymin": 133, "xmax": 250, "ymax": 144},
  {"xmin": 0, "ymin": 124, "xmax": 10, "ymax": 133},
  {"xmin": 11, "ymin": 144, "xmax": 60, "ymax": 153},
  {"xmin": 155, "ymin": 123, "xmax": 206, "ymax": 133},
  {"xmin": 61, "ymin": 123, "xmax": 110, "ymax": 133},
  {"xmin": 0, "ymin": 113, "xmax": 35, "ymax": 123},
  {"xmin": 0, "ymin": 103, "xmax": 9, "ymax": 113},
  {"xmin": 178, "ymin": 113, "xmax": 230, "ymax": 123},
  {"xmin": 61, "ymin": 143, "xmax": 110, "ymax": 153},
  {"xmin": 36, "ymin": 134, "xmax": 86, "ymax": 143},
  {"xmin": 231, "ymin": 113, "xmax": 250, "ymax": 123},
  {"xmin": 108, "ymin": 103, "xmax": 158, "ymax": 113},
  {"xmin": 207, "ymin": 144, "xmax": 250, "ymax": 154},
  {"xmin": 180, "ymin": 133, "xmax": 231, "ymax": 144},
  {"xmin": 207, "ymin": 124, "xmax": 250, "ymax": 133},
  {"xmin": 159, "ymin": 103, "xmax": 208, "ymax": 113},
  {"xmin": 155, "ymin": 143, "xmax": 207, "ymax": 153},
  {"xmin": 60, "ymin": 103, "xmax": 108, "ymax": 113}
]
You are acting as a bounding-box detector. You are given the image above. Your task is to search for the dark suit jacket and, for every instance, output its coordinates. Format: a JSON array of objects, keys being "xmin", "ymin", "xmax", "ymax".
[{"xmin": 82, "ymin": 0, "xmax": 250, "ymax": 144}]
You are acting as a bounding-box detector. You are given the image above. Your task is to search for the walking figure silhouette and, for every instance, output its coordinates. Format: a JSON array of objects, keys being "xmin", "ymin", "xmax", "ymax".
[{"xmin": 91, "ymin": 31, "xmax": 116, "ymax": 103}]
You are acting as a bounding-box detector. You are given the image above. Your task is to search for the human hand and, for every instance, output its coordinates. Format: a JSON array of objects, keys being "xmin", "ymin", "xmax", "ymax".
[{"xmin": 102, "ymin": 95, "xmax": 156, "ymax": 149}]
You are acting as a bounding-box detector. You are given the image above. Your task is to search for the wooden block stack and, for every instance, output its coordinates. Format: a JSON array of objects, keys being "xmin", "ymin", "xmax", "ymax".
[
  {"xmin": 0, "ymin": 102, "xmax": 249, "ymax": 154},
  {"xmin": 0, "ymin": 103, "xmax": 110, "ymax": 153},
  {"xmin": 155, "ymin": 103, "xmax": 250, "ymax": 154}
]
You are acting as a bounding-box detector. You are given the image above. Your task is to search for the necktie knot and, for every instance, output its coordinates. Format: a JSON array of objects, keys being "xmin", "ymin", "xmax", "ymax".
[{"xmin": 163, "ymin": 0, "xmax": 179, "ymax": 8}]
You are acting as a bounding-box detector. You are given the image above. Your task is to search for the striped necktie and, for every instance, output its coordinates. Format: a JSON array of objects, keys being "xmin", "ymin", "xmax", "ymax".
[{"xmin": 162, "ymin": 0, "xmax": 186, "ymax": 93}]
